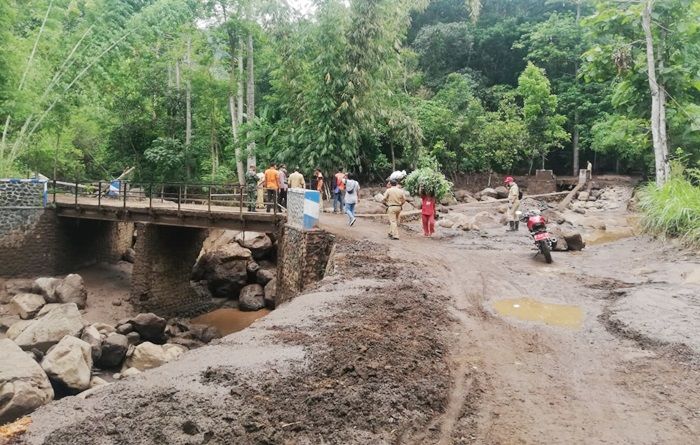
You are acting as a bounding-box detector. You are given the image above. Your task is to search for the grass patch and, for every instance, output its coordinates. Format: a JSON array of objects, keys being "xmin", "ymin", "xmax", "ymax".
[{"xmin": 637, "ymin": 170, "xmax": 700, "ymax": 248}]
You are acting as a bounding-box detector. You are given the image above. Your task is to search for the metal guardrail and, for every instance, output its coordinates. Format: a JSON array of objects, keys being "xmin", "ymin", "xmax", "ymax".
[{"xmin": 50, "ymin": 179, "xmax": 283, "ymax": 219}]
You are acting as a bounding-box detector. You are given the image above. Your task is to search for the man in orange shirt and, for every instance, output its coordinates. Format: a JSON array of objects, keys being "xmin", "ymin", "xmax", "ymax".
[{"xmin": 264, "ymin": 162, "xmax": 279, "ymax": 213}]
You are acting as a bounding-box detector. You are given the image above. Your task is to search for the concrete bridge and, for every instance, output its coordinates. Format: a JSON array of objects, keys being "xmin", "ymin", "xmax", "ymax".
[{"xmin": 0, "ymin": 179, "xmax": 332, "ymax": 316}]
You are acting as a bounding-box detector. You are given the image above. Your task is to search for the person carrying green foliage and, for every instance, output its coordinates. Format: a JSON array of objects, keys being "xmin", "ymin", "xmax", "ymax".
[{"xmin": 245, "ymin": 165, "xmax": 259, "ymax": 212}]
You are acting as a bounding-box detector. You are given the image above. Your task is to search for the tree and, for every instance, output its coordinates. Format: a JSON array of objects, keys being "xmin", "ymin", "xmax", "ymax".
[{"xmin": 517, "ymin": 62, "xmax": 567, "ymax": 171}]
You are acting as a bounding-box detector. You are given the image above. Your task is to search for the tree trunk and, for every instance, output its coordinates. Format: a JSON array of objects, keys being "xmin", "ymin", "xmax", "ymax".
[
  {"xmin": 541, "ymin": 152, "xmax": 545, "ymax": 170},
  {"xmin": 237, "ymin": 38, "xmax": 244, "ymax": 127},
  {"xmin": 390, "ymin": 140, "xmax": 396, "ymax": 171},
  {"xmin": 572, "ymin": 112, "xmax": 580, "ymax": 175},
  {"xmin": 230, "ymin": 95, "xmax": 245, "ymax": 185},
  {"xmin": 642, "ymin": 0, "xmax": 669, "ymax": 186},
  {"xmin": 175, "ymin": 61, "xmax": 181, "ymax": 90},
  {"xmin": 246, "ymin": 34, "xmax": 256, "ymax": 169},
  {"xmin": 185, "ymin": 36, "xmax": 192, "ymax": 182}
]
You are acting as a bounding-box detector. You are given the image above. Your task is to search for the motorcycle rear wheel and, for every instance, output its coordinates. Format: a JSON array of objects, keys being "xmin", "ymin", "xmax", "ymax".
[{"xmin": 540, "ymin": 241, "xmax": 553, "ymax": 264}]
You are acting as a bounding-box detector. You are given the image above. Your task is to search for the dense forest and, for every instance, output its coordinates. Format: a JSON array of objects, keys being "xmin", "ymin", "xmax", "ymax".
[{"xmin": 0, "ymin": 0, "xmax": 699, "ymax": 185}]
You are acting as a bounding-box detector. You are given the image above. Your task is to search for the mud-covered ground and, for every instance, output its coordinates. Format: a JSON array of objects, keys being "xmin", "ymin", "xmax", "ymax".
[
  {"xmin": 7, "ymin": 185, "xmax": 700, "ymax": 444},
  {"xmin": 10, "ymin": 239, "xmax": 453, "ymax": 445}
]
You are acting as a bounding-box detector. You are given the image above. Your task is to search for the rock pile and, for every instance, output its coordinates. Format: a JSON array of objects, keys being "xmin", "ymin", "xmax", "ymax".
[
  {"xmin": 192, "ymin": 231, "xmax": 278, "ymax": 311},
  {"xmin": 0, "ymin": 280, "xmax": 222, "ymax": 425}
]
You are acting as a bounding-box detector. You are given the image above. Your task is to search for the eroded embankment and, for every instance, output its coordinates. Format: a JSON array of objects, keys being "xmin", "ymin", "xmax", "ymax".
[{"xmin": 12, "ymin": 238, "xmax": 452, "ymax": 445}]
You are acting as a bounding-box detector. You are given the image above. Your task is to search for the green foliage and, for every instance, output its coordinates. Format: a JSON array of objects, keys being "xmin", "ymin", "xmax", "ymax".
[
  {"xmin": 517, "ymin": 62, "xmax": 567, "ymax": 166},
  {"xmin": 638, "ymin": 162, "xmax": 700, "ymax": 248},
  {"xmin": 403, "ymin": 161, "xmax": 453, "ymax": 200},
  {"xmin": 143, "ymin": 137, "xmax": 185, "ymax": 181},
  {"xmin": 591, "ymin": 114, "xmax": 650, "ymax": 162}
]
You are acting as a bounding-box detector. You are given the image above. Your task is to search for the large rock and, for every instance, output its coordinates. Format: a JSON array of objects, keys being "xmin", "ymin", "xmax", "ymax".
[
  {"xmin": 0, "ymin": 339, "xmax": 54, "ymax": 424},
  {"xmin": 55, "ymin": 274, "xmax": 87, "ymax": 309},
  {"xmin": 6, "ymin": 320, "xmax": 33, "ymax": 340},
  {"xmin": 494, "ymin": 186, "xmax": 509, "ymax": 199},
  {"xmin": 10, "ymin": 293, "xmax": 46, "ymax": 320},
  {"xmin": 41, "ymin": 336, "xmax": 93, "ymax": 392},
  {"xmin": 12, "ymin": 303, "xmax": 84, "ymax": 352},
  {"xmin": 235, "ymin": 232, "xmax": 273, "ymax": 260},
  {"xmin": 125, "ymin": 342, "xmax": 183, "ymax": 371},
  {"xmin": 129, "ymin": 313, "xmax": 166, "ymax": 343},
  {"xmin": 32, "ymin": 277, "xmax": 61, "ymax": 303},
  {"xmin": 96, "ymin": 333, "xmax": 128, "ymax": 369},
  {"xmin": 355, "ymin": 200, "xmax": 387, "ymax": 215},
  {"xmin": 373, "ymin": 192, "xmax": 385, "ymax": 203},
  {"xmin": 563, "ymin": 232, "xmax": 586, "ymax": 251},
  {"xmin": 472, "ymin": 211, "xmax": 499, "ymax": 228},
  {"xmin": 542, "ymin": 209, "xmax": 566, "ymax": 225},
  {"xmin": 264, "ymin": 278, "xmax": 277, "ymax": 309},
  {"xmin": 199, "ymin": 229, "xmax": 240, "ymax": 256},
  {"xmin": 448, "ymin": 213, "xmax": 471, "ymax": 230},
  {"xmin": 80, "ymin": 325, "xmax": 102, "ymax": 362},
  {"xmin": 479, "ymin": 188, "xmax": 499, "ymax": 199},
  {"xmin": 192, "ymin": 246, "xmax": 251, "ymax": 299},
  {"xmin": 239, "ymin": 284, "xmax": 265, "ymax": 311},
  {"xmin": 2, "ymin": 280, "xmax": 34, "ymax": 304},
  {"xmin": 256, "ymin": 266, "xmax": 276, "ymax": 286}
]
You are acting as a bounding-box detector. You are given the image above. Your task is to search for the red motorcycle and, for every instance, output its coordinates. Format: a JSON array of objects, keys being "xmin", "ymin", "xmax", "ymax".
[{"xmin": 519, "ymin": 210, "xmax": 556, "ymax": 263}]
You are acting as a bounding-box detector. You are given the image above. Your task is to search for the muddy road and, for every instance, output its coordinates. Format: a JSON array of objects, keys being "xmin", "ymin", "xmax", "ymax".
[{"xmin": 7, "ymin": 190, "xmax": 700, "ymax": 444}]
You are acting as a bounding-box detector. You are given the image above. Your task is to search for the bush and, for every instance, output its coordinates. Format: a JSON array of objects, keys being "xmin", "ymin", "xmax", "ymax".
[
  {"xmin": 638, "ymin": 165, "xmax": 700, "ymax": 248},
  {"xmin": 403, "ymin": 165, "xmax": 453, "ymax": 201}
]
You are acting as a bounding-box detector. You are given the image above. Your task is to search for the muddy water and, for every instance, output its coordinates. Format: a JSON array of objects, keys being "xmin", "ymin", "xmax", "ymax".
[
  {"xmin": 585, "ymin": 227, "xmax": 636, "ymax": 245},
  {"xmin": 192, "ymin": 308, "xmax": 270, "ymax": 336},
  {"xmin": 493, "ymin": 298, "xmax": 583, "ymax": 329}
]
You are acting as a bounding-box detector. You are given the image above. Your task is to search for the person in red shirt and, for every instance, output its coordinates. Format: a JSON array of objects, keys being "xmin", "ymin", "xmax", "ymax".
[{"xmin": 420, "ymin": 189, "xmax": 436, "ymax": 237}]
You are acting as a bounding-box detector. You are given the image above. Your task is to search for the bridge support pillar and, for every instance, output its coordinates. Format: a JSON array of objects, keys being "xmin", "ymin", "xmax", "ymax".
[
  {"xmin": 130, "ymin": 223, "xmax": 209, "ymax": 316},
  {"xmin": 276, "ymin": 225, "xmax": 335, "ymax": 306}
]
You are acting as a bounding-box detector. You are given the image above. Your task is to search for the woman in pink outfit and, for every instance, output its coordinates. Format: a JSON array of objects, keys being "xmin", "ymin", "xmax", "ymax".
[{"xmin": 420, "ymin": 191, "xmax": 436, "ymax": 237}]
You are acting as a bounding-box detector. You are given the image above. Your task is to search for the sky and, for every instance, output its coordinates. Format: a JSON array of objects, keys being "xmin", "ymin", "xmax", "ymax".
[{"xmin": 287, "ymin": 0, "xmax": 316, "ymax": 16}]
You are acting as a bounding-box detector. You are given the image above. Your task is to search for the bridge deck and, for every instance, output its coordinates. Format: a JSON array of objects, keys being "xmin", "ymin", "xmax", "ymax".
[{"xmin": 53, "ymin": 194, "xmax": 284, "ymax": 232}]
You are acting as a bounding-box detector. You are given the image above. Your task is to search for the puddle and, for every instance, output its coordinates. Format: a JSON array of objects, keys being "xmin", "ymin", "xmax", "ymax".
[
  {"xmin": 192, "ymin": 308, "xmax": 270, "ymax": 336},
  {"xmin": 493, "ymin": 298, "xmax": 583, "ymax": 329},
  {"xmin": 585, "ymin": 227, "xmax": 636, "ymax": 245}
]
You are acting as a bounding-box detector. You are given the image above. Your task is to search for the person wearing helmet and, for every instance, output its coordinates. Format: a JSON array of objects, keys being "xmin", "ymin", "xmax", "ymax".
[{"xmin": 505, "ymin": 176, "xmax": 520, "ymax": 231}]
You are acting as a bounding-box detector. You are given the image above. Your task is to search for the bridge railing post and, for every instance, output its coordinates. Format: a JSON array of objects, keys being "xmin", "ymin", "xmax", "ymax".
[
  {"xmin": 74, "ymin": 179, "xmax": 78, "ymax": 207},
  {"xmin": 52, "ymin": 178, "xmax": 56, "ymax": 204},
  {"xmin": 208, "ymin": 184, "xmax": 212, "ymax": 214},
  {"xmin": 122, "ymin": 180, "xmax": 127, "ymax": 210},
  {"xmin": 239, "ymin": 185, "xmax": 244, "ymax": 216},
  {"xmin": 178, "ymin": 184, "xmax": 182, "ymax": 214},
  {"xmin": 98, "ymin": 181, "xmax": 102, "ymax": 210},
  {"xmin": 149, "ymin": 183, "xmax": 153, "ymax": 211}
]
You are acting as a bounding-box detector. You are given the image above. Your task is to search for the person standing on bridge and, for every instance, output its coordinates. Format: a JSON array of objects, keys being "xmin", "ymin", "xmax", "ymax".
[
  {"xmin": 264, "ymin": 162, "xmax": 279, "ymax": 213},
  {"xmin": 278, "ymin": 164, "xmax": 288, "ymax": 209},
  {"xmin": 314, "ymin": 168, "xmax": 325, "ymax": 212},
  {"xmin": 245, "ymin": 165, "xmax": 258, "ymax": 212},
  {"xmin": 333, "ymin": 167, "xmax": 346, "ymax": 214},
  {"xmin": 288, "ymin": 167, "xmax": 305, "ymax": 189},
  {"xmin": 505, "ymin": 176, "xmax": 520, "ymax": 231},
  {"xmin": 382, "ymin": 179, "xmax": 405, "ymax": 240}
]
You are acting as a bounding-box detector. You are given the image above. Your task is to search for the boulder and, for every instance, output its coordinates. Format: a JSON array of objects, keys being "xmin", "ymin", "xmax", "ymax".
[
  {"xmin": 191, "ymin": 280, "xmax": 213, "ymax": 301},
  {"xmin": 91, "ymin": 323, "xmax": 115, "ymax": 335},
  {"xmin": 6, "ymin": 320, "xmax": 33, "ymax": 340},
  {"xmin": 454, "ymin": 190, "xmax": 473, "ymax": 202},
  {"xmin": 168, "ymin": 337, "xmax": 205, "ymax": 350},
  {"xmin": 479, "ymin": 188, "xmax": 498, "ymax": 199},
  {"xmin": 116, "ymin": 323, "xmax": 133, "ymax": 335},
  {"xmin": 264, "ymin": 278, "xmax": 277, "ymax": 309},
  {"xmin": 41, "ymin": 336, "xmax": 93, "ymax": 392},
  {"xmin": 12, "ymin": 303, "xmax": 84, "ymax": 352},
  {"xmin": 246, "ymin": 261, "xmax": 260, "ymax": 280},
  {"xmin": 36, "ymin": 303, "xmax": 61, "ymax": 318},
  {"xmin": 495, "ymin": 186, "xmax": 509, "ymax": 199},
  {"xmin": 373, "ymin": 192, "xmax": 385, "ymax": 203},
  {"xmin": 80, "ymin": 325, "xmax": 102, "ymax": 362},
  {"xmin": 96, "ymin": 333, "xmax": 129, "ymax": 369},
  {"xmin": 449, "ymin": 213, "xmax": 471, "ymax": 230},
  {"xmin": 563, "ymin": 232, "xmax": 586, "ymax": 251},
  {"xmin": 472, "ymin": 211, "xmax": 499, "ymax": 228},
  {"xmin": 542, "ymin": 209, "xmax": 566, "ymax": 225},
  {"xmin": 549, "ymin": 227, "xmax": 568, "ymax": 251},
  {"xmin": 200, "ymin": 229, "xmax": 240, "ymax": 255},
  {"xmin": 126, "ymin": 332, "xmax": 141, "ymax": 345},
  {"xmin": 480, "ymin": 195, "xmax": 497, "ymax": 202},
  {"xmin": 235, "ymin": 232, "xmax": 273, "ymax": 260},
  {"xmin": 121, "ymin": 367, "xmax": 142, "ymax": 378},
  {"xmin": 125, "ymin": 342, "xmax": 172, "ymax": 371},
  {"xmin": 239, "ymin": 284, "xmax": 265, "ymax": 311},
  {"xmin": 437, "ymin": 218, "xmax": 454, "ymax": 229},
  {"xmin": 130, "ymin": 313, "xmax": 166, "ymax": 343},
  {"xmin": 192, "ymin": 247, "xmax": 250, "ymax": 298},
  {"xmin": 89, "ymin": 376, "xmax": 108, "ymax": 388},
  {"xmin": 54, "ymin": 274, "xmax": 88, "ymax": 309},
  {"xmin": 256, "ymin": 267, "xmax": 276, "ymax": 286},
  {"xmin": 2, "ymin": 280, "xmax": 34, "ymax": 304},
  {"xmin": 577, "ymin": 191, "xmax": 590, "ymax": 201},
  {"xmin": 440, "ymin": 195, "xmax": 458, "ymax": 206},
  {"xmin": 188, "ymin": 325, "xmax": 220, "ymax": 343},
  {"xmin": 10, "ymin": 293, "xmax": 46, "ymax": 319},
  {"xmin": 163, "ymin": 344, "xmax": 187, "ymax": 361},
  {"xmin": 0, "ymin": 315, "xmax": 20, "ymax": 334},
  {"xmin": 32, "ymin": 277, "xmax": 61, "ymax": 303},
  {"xmin": 122, "ymin": 248, "xmax": 136, "ymax": 263},
  {"xmin": 355, "ymin": 200, "xmax": 387, "ymax": 215},
  {"xmin": 0, "ymin": 339, "xmax": 54, "ymax": 424}
]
